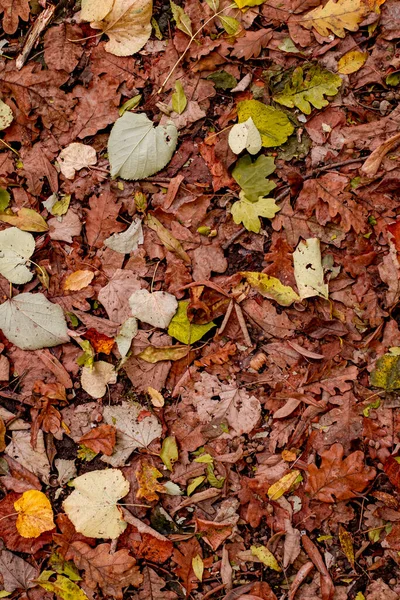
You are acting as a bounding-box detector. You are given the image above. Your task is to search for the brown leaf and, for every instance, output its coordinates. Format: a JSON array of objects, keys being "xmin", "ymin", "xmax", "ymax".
[
  {"xmin": 231, "ymin": 29, "xmax": 272, "ymax": 59},
  {"xmin": 0, "ymin": 0, "xmax": 30, "ymax": 34},
  {"xmin": 194, "ymin": 341, "xmax": 237, "ymax": 367},
  {"xmin": 0, "ymin": 417, "xmax": 6, "ymax": 452},
  {"xmin": 44, "ymin": 24, "xmax": 84, "ymax": 73},
  {"xmin": 172, "ymin": 538, "xmax": 203, "ymax": 596},
  {"xmin": 121, "ymin": 528, "xmax": 173, "ymax": 563},
  {"xmin": 131, "ymin": 566, "xmax": 177, "ymax": 600},
  {"xmin": 305, "ymin": 443, "xmax": 376, "ymax": 503},
  {"xmin": 53, "ymin": 514, "xmax": 96, "ymax": 558},
  {"xmin": 301, "ymin": 534, "xmax": 334, "ymax": 600},
  {"xmin": 85, "ymin": 189, "xmax": 125, "ymax": 248},
  {"xmin": 0, "ymin": 549, "xmax": 38, "ymax": 592},
  {"xmin": 79, "ymin": 424, "xmax": 117, "ymax": 456}
]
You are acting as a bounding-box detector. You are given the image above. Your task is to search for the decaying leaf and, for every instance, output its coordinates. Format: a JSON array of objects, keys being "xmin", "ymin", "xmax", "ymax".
[
  {"xmin": 58, "ymin": 143, "xmax": 97, "ymax": 179},
  {"xmin": 0, "ymin": 208, "xmax": 48, "ymax": 232},
  {"xmin": 168, "ymin": 300, "xmax": 215, "ymax": 344},
  {"xmin": 104, "ymin": 218, "xmax": 143, "ymax": 254},
  {"xmin": 241, "ymin": 272, "xmax": 300, "ymax": 306},
  {"xmin": 79, "ymin": 425, "xmax": 116, "ymax": 456},
  {"xmin": 136, "ymin": 460, "xmax": 165, "ymax": 502},
  {"xmin": 80, "ymin": 361, "xmax": 117, "ymax": 398},
  {"xmin": 293, "ymin": 238, "xmax": 329, "ymax": 300},
  {"xmin": 0, "ymin": 227, "xmax": 35, "ymax": 284},
  {"xmin": 0, "ymin": 99, "xmax": 13, "ymax": 130},
  {"xmin": 63, "ymin": 469, "xmax": 129, "ymax": 539},
  {"xmin": 267, "ymin": 470, "xmax": 301, "ymax": 500},
  {"xmin": 370, "ymin": 352, "xmax": 400, "ymax": 390},
  {"xmin": 228, "ymin": 118, "xmax": 262, "ymax": 155},
  {"xmin": 64, "ymin": 270, "xmax": 94, "ymax": 291},
  {"xmin": 138, "ymin": 344, "xmax": 190, "ymax": 363},
  {"xmin": 36, "ymin": 571, "xmax": 89, "ymax": 600},
  {"xmin": 251, "ymin": 545, "xmax": 281, "ymax": 571},
  {"xmin": 237, "ymin": 100, "xmax": 294, "ymax": 147},
  {"xmin": 337, "ymin": 50, "xmax": 368, "ymax": 74}
]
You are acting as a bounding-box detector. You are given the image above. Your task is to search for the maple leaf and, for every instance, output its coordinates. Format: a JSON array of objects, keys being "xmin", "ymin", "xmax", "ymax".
[
  {"xmin": 66, "ymin": 542, "xmax": 142, "ymax": 598},
  {"xmin": 85, "ymin": 189, "xmax": 125, "ymax": 248},
  {"xmin": 79, "ymin": 424, "xmax": 117, "ymax": 456},
  {"xmin": 136, "ymin": 460, "xmax": 165, "ymax": 502},
  {"xmin": 301, "ymin": 0, "xmax": 369, "ymax": 38},
  {"xmin": 305, "ymin": 443, "xmax": 376, "ymax": 502}
]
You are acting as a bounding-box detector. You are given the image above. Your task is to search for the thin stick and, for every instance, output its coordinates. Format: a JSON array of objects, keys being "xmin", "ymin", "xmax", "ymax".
[
  {"xmin": 158, "ymin": 3, "xmax": 236, "ymax": 94},
  {"xmin": 234, "ymin": 303, "xmax": 252, "ymax": 348},
  {"xmin": 0, "ymin": 139, "xmax": 19, "ymax": 156},
  {"xmin": 16, "ymin": 5, "xmax": 55, "ymax": 70}
]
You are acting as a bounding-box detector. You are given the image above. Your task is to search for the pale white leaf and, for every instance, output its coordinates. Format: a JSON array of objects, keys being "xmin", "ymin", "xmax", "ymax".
[
  {"xmin": 116, "ymin": 317, "xmax": 138, "ymax": 358},
  {"xmin": 129, "ymin": 289, "xmax": 178, "ymax": 329},
  {"xmin": 0, "ymin": 99, "xmax": 13, "ymax": 131},
  {"xmin": 81, "ymin": 0, "xmax": 113, "ymax": 21},
  {"xmin": 293, "ymin": 238, "xmax": 329, "ymax": 300},
  {"xmin": 0, "ymin": 293, "xmax": 69, "ymax": 350},
  {"xmin": 5, "ymin": 430, "xmax": 51, "ymax": 483},
  {"xmin": 163, "ymin": 481, "xmax": 183, "ymax": 495},
  {"xmin": 63, "ymin": 469, "xmax": 129, "ymax": 539},
  {"xmin": 228, "ymin": 117, "xmax": 262, "ymax": 155},
  {"xmin": 102, "ymin": 401, "xmax": 162, "ymax": 467},
  {"xmin": 81, "ymin": 360, "xmax": 117, "ymax": 398},
  {"xmin": 108, "ymin": 112, "xmax": 178, "ymax": 180},
  {"xmin": 0, "ymin": 227, "xmax": 35, "ymax": 284},
  {"xmin": 55, "ymin": 458, "xmax": 77, "ymax": 486},
  {"xmin": 104, "ymin": 218, "xmax": 143, "ymax": 253},
  {"xmin": 58, "ymin": 143, "xmax": 97, "ymax": 179}
]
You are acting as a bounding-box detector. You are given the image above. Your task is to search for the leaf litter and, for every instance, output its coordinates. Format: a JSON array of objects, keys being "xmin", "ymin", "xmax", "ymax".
[{"xmin": 0, "ymin": 0, "xmax": 400, "ymax": 598}]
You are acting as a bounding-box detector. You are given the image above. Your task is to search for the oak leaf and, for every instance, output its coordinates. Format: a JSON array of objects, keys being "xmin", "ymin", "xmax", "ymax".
[
  {"xmin": 79, "ymin": 425, "xmax": 116, "ymax": 456},
  {"xmin": 172, "ymin": 538, "xmax": 203, "ymax": 596},
  {"xmin": 230, "ymin": 29, "xmax": 272, "ymax": 59},
  {"xmin": 65, "ymin": 542, "xmax": 142, "ymax": 598},
  {"xmin": 0, "ymin": 0, "xmax": 30, "ymax": 35},
  {"xmin": 305, "ymin": 443, "xmax": 375, "ymax": 502},
  {"xmin": 130, "ymin": 566, "xmax": 177, "ymax": 600},
  {"xmin": 136, "ymin": 460, "xmax": 165, "ymax": 502}
]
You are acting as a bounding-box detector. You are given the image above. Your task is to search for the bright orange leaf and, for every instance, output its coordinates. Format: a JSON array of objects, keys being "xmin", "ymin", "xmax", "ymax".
[
  {"xmin": 83, "ymin": 328, "xmax": 115, "ymax": 354},
  {"xmin": 14, "ymin": 490, "xmax": 55, "ymax": 538},
  {"xmin": 135, "ymin": 461, "xmax": 165, "ymax": 502}
]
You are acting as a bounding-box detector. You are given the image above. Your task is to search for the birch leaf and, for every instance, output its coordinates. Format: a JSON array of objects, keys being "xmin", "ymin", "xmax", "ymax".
[
  {"xmin": 108, "ymin": 112, "xmax": 178, "ymax": 180},
  {"xmin": 228, "ymin": 118, "xmax": 262, "ymax": 155},
  {"xmin": 0, "ymin": 293, "xmax": 69, "ymax": 350},
  {"xmin": 63, "ymin": 469, "xmax": 129, "ymax": 538},
  {"xmin": 293, "ymin": 238, "xmax": 329, "ymax": 300},
  {"xmin": 0, "ymin": 227, "xmax": 35, "ymax": 284}
]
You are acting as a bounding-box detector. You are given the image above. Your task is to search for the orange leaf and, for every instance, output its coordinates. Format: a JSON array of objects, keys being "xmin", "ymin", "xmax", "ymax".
[
  {"xmin": 83, "ymin": 328, "xmax": 115, "ymax": 354},
  {"xmin": 0, "ymin": 417, "xmax": 5, "ymax": 452},
  {"xmin": 136, "ymin": 461, "xmax": 165, "ymax": 502},
  {"xmin": 79, "ymin": 424, "xmax": 116, "ymax": 456},
  {"xmin": 64, "ymin": 269, "xmax": 94, "ymax": 291},
  {"xmin": 14, "ymin": 490, "xmax": 55, "ymax": 538}
]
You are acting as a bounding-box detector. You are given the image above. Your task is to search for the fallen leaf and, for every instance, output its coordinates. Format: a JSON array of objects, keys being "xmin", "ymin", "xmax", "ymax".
[
  {"xmin": 79, "ymin": 425, "xmax": 116, "ymax": 456},
  {"xmin": 80, "ymin": 361, "xmax": 117, "ymax": 398},
  {"xmin": 136, "ymin": 460, "xmax": 165, "ymax": 502},
  {"xmin": 339, "ymin": 526, "xmax": 355, "ymax": 569},
  {"xmin": 160, "ymin": 436, "xmax": 178, "ymax": 470},
  {"xmin": 129, "ymin": 289, "xmax": 178, "ymax": 329},
  {"xmin": 305, "ymin": 443, "xmax": 376, "ymax": 502},
  {"xmin": 83, "ymin": 328, "xmax": 115, "ymax": 354},
  {"xmin": 273, "ymin": 66, "xmax": 342, "ymax": 115},
  {"xmin": 232, "ymin": 154, "xmax": 276, "ymax": 202},
  {"xmin": 116, "ymin": 317, "xmax": 138, "ymax": 357},
  {"xmin": 64, "ymin": 270, "xmax": 94, "ymax": 291},
  {"xmin": 337, "ymin": 50, "xmax": 368, "ymax": 74},
  {"xmin": 145, "ymin": 214, "xmax": 191, "ymax": 264},
  {"xmin": 251, "ymin": 545, "xmax": 281, "ymax": 571},
  {"xmin": 370, "ymin": 352, "xmax": 400, "ymax": 390},
  {"xmin": 82, "ymin": 0, "xmax": 152, "ymax": 56},
  {"xmin": 228, "ymin": 118, "xmax": 262, "ymax": 155},
  {"xmin": 14, "ymin": 490, "xmax": 55, "ymax": 538},
  {"xmin": 293, "ymin": 238, "xmax": 329, "ymax": 300},
  {"xmin": 361, "ymin": 132, "xmax": 400, "ymax": 177},
  {"xmin": 0, "ymin": 227, "xmax": 35, "ymax": 284},
  {"xmin": 138, "ymin": 344, "xmax": 190, "ymax": 363},
  {"xmin": 170, "ymin": 0, "xmax": 192, "ymax": 36},
  {"xmin": 231, "ymin": 192, "xmax": 280, "ymax": 233},
  {"xmin": 0, "ymin": 208, "xmax": 48, "ymax": 232},
  {"xmin": 85, "ymin": 190, "xmax": 125, "ymax": 248},
  {"xmin": 301, "ymin": 0, "xmax": 368, "ymax": 38},
  {"xmin": 172, "ymin": 81, "xmax": 187, "ymax": 114},
  {"xmin": 268, "ymin": 470, "xmax": 301, "ymax": 500},
  {"xmin": 0, "ymin": 493, "xmax": 53, "ymax": 553},
  {"xmin": 237, "ymin": 99, "xmax": 294, "ymax": 147},
  {"xmin": 6, "ymin": 430, "xmax": 51, "ymax": 483},
  {"xmin": 192, "ymin": 555, "xmax": 204, "ymax": 582},
  {"xmin": 168, "ymin": 300, "xmax": 215, "ymax": 344},
  {"xmin": 36, "ymin": 571, "xmax": 89, "ymax": 600},
  {"xmin": 241, "ymin": 272, "xmax": 300, "ymax": 306},
  {"xmin": 55, "ymin": 459, "xmax": 77, "ymax": 486},
  {"xmin": 130, "ymin": 566, "xmax": 176, "ymax": 600},
  {"xmin": 0, "ymin": 293, "xmax": 69, "ymax": 350},
  {"xmin": 63, "ymin": 469, "xmax": 129, "ymax": 539},
  {"xmin": 230, "ymin": 28, "xmax": 272, "ymax": 60},
  {"xmin": 172, "ymin": 538, "xmax": 203, "ymax": 596},
  {"xmin": 104, "ymin": 218, "xmax": 144, "ymax": 254},
  {"xmin": 0, "ymin": 549, "xmax": 38, "ymax": 592},
  {"xmin": 58, "ymin": 143, "xmax": 97, "ymax": 179},
  {"xmin": 65, "ymin": 542, "xmax": 142, "ymax": 598},
  {"xmin": 108, "ymin": 112, "xmax": 178, "ymax": 180},
  {"xmin": 147, "ymin": 386, "xmax": 165, "ymax": 407},
  {"xmin": 0, "ymin": 99, "xmax": 13, "ymax": 130}
]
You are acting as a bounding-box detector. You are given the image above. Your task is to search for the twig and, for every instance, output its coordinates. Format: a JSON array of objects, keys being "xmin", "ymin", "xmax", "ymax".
[
  {"xmin": 234, "ymin": 303, "xmax": 252, "ymax": 348},
  {"xmin": 202, "ymin": 583, "xmax": 226, "ymax": 600},
  {"xmin": 16, "ymin": 5, "xmax": 55, "ymax": 70},
  {"xmin": 218, "ymin": 299, "xmax": 234, "ymax": 336}
]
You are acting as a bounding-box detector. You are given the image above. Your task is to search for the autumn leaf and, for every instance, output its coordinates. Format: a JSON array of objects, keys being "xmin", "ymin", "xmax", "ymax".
[
  {"xmin": 240, "ymin": 271, "xmax": 300, "ymax": 306},
  {"xmin": 14, "ymin": 490, "xmax": 55, "ymax": 538},
  {"xmin": 83, "ymin": 329, "xmax": 115, "ymax": 355},
  {"xmin": 36, "ymin": 571, "xmax": 89, "ymax": 600},
  {"xmin": 231, "ymin": 192, "xmax": 280, "ymax": 233},
  {"xmin": 339, "ymin": 526, "xmax": 355, "ymax": 569},
  {"xmin": 370, "ymin": 352, "xmax": 400, "ymax": 391},
  {"xmin": 136, "ymin": 460, "xmax": 165, "ymax": 502},
  {"xmin": 301, "ymin": 0, "xmax": 368, "ymax": 38},
  {"xmin": 237, "ymin": 99, "xmax": 294, "ymax": 147},
  {"xmin": 64, "ymin": 270, "xmax": 94, "ymax": 292},
  {"xmin": 0, "ymin": 208, "xmax": 48, "ymax": 232},
  {"xmin": 267, "ymin": 470, "xmax": 301, "ymax": 500},
  {"xmin": 79, "ymin": 425, "xmax": 117, "ymax": 456},
  {"xmin": 251, "ymin": 545, "xmax": 281, "ymax": 571},
  {"xmin": 305, "ymin": 443, "xmax": 376, "ymax": 502},
  {"xmin": 138, "ymin": 344, "xmax": 190, "ymax": 363}
]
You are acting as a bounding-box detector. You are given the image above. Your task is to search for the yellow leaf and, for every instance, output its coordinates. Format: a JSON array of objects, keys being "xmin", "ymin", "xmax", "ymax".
[
  {"xmin": 339, "ymin": 526, "xmax": 355, "ymax": 568},
  {"xmin": 235, "ymin": 0, "xmax": 266, "ymax": 8},
  {"xmin": 251, "ymin": 545, "xmax": 281, "ymax": 571},
  {"xmin": 14, "ymin": 490, "xmax": 55, "ymax": 538},
  {"xmin": 187, "ymin": 476, "xmax": 206, "ymax": 495},
  {"xmin": 240, "ymin": 271, "xmax": 300, "ymax": 306},
  {"xmin": 64, "ymin": 270, "xmax": 94, "ymax": 292},
  {"xmin": 301, "ymin": 0, "xmax": 368, "ymax": 38},
  {"xmin": 237, "ymin": 99, "xmax": 294, "ymax": 148},
  {"xmin": 83, "ymin": 0, "xmax": 152, "ymax": 57},
  {"xmin": 0, "ymin": 208, "xmax": 48, "ymax": 232},
  {"xmin": 147, "ymin": 386, "xmax": 165, "ymax": 407},
  {"xmin": 338, "ymin": 50, "xmax": 368, "ymax": 74},
  {"xmin": 192, "ymin": 555, "xmax": 204, "ymax": 582},
  {"xmin": 136, "ymin": 460, "xmax": 165, "ymax": 502},
  {"xmin": 160, "ymin": 436, "xmax": 178, "ymax": 470},
  {"xmin": 138, "ymin": 344, "xmax": 190, "ymax": 363},
  {"xmin": 267, "ymin": 470, "xmax": 301, "ymax": 501}
]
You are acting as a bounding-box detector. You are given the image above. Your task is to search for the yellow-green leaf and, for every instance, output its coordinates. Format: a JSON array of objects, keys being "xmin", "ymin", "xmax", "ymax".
[
  {"xmin": 0, "ymin": 188, "xmax": 10, "ymax": 212},
  {"xmin": 170, "ymin": 0, "xmax": 192, "ymax": 36},
  {"xmin": 206, "ymin": 464, "xmax": 225, "ymax": 488},
  {"xmin": 172, "ymin": 81, "xmax": 187, "ymax": 114},
  {"xmin": 355, "ymin": 594, "xmax": 366, "ymax": 600},
  {"xmin": 52, "ymin": 195, "xmax": 71, "ymax": 217},
  {"xmin": 168, "ymin": 300, "xmax": 216, "ymax": 344},
  {"xmin": 231, "ymin": 192, "xmax": 280, "ymax": 233},
  {"xmin": 194, "ymin": 453, "xmax": 214, "ymax": 464},
  {"xmin": 267, "ymin": 470, "xmax": 301, "ymax": 500},
  {"xmin": 187, "ymin": 476, "xmax": 206, "ymax": 496},
  {"xmin": 0, "ymin": 208, "xmax": 48, "ymax": 232},
  {"xmin": 192, "ymin": 555, "xmax": 204, "ymax": 582},
  {"xmin": 339, "ymin": 526, "xmax": 355, "ymax": 569},
  {"xmin": 219, "ymin": 15, "xmax": 240, "ymax": 35},
  {"xmin": 241, "ymin": 272, "xmax": 300, "ymax": 306},
  {"xmin": 138, "ymin": 344, "xmax": 190, "ymax": 363},
  {"xmin": 273, "ymin": 66, "xmax": 342, "ymax": 115},
  {"xmin": 370, "ymin": 353, "xmax": 400, "ymax": 391},
  {"xmin": 160, "ymin": 436, "xmax": 179, "ymax": 471},
  {"xmin": 232, "ymin": 154, "xmax": 276, "ymax": 202},
  {"xmin": 235, "ymin": 0, "xmax": 265, "ymax": 7},
  {"xmin": 251, "ymin": 545, "xmax": 281, "ymax": 571},
  {"xmin": 337, "ymin": 50, "xmax": 368, "ymax": 74},
  {"xmin": 237, "ymin": 99, "xmax": 294, "ymax": 147},
  {"xmin": 36, "ymin": 571, "xmax": 89, "ymax": 600}
]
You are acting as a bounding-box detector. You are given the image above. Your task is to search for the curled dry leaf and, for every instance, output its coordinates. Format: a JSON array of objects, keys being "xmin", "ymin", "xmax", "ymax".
[{"xmin": 80, "ymin": 361, "xmax": 117, "ymax": 398}]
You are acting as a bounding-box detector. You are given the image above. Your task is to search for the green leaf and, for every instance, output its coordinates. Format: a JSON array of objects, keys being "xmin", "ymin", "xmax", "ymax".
[
  {"xmin": 172, "ymin": 81, "xmax": 187, "ymax": 114},
  {"xmin": 119, "ymin": 95, "xmax": 142, "ymax": 116},
  {"xmin": 48, "ymin": 553, "xmax": 81, "ymax": 582},
  {"xmin": 170, "ymin": 0, "xmax": 192, "ymax": 36},
  {"xmin": 205, "ymin": 0, "xmax": 219, "ymax": 9},
  {"xmin": 207, "ymin": 71, "xmax": 237, "ymax": 90},
  {"xmin": 237, "ymin": 100, "xmax": 294, "ymax": 147},
  {"xmin": 36, "ymin": 571, "xmax": 89, "ymax": 600},
  {"xmin": 0, "ymin": 188, "xmax": 10, "ymax": 211},
  {"xmin": 235, "ymin": 0, "xmax": 265, "ymax": 7},
  {"xmin": 151, "ymin": 17, "xmax": 163, "ymax": 40},
  {"xmin": 187, "ymin": 476, "xmax": 205, "ymax": 496},
  {"xmin": 219, "ymin": 15, "xmax": 239, "ymax": 35},
  {"xmin": 108, "ymin": 112, "xmax": 178, "ymax": 180},
  {"xmin": 194, "ymin": 453, "xmax": 214, "ymax": 464},
  {"xmin": 168, "ymin": 300, "xmax": 216, "ymax": 344},
  {"xmin": 370, "ymin": 354, "xmax": 400, "ymax": 391},
  {"xmin": 231, "ymin": 192, "xmax": 280, "ymax": 233},
  {"xmin": 52, "ymin": 195, "xmax": 71, "ymax": 217},
  {"xmin": 241, "ymin": 271, "xmax": 300, "ymax": 306},
  {"xmin": 206, "ymin": 464, "xmax": 225, "ymax": 488},
  {"xmin": 77, "ymin": 445, "xmax": 98, "ymax": 461},
  {"xmin": 160, "ymin": 436, "xmax": 179, "ymax": 471},
  {"xmin": 386, "ymin": 72, "xmax": 400, "ymax": 87},
  {"xmin": 251, "ymin": 546, "xmax": 281, "ymax": 571},
  {"xmin": 232, "ymin": 154, "xmax": 276, "ymax": 202},
  {"xmin": 273, "ymin": 66, "xmax": 342, "ymax": 115}
]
